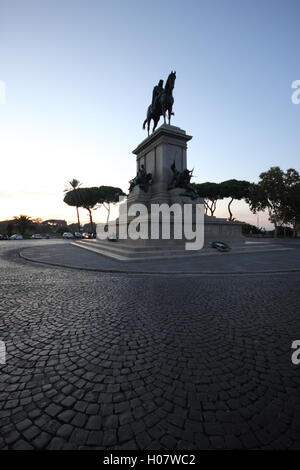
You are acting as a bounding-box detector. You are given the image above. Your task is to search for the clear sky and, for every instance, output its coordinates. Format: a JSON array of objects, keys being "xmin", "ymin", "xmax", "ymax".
[{"xmin": 0, "ymin": 0, "xmax": 299, "ymax": 228}]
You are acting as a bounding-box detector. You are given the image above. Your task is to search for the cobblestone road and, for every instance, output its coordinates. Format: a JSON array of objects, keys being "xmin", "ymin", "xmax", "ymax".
[{"xmin": 0, "ymin": 241, "xmax": 300, "ymax": 449}]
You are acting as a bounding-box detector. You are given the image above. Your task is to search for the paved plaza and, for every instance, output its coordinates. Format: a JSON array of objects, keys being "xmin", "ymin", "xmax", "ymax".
[{"xmin": 0, "ymin": 240, "xmax": 300, "ymax": 450}]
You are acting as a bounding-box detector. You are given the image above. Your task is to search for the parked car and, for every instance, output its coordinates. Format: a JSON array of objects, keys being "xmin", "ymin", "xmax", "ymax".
[
  {"xmin": 82, "ymin": 232, "xmax": 96, "ymax": 239},
  {"xmin": 9, "ymin": 234, "xmax": 23, "ymax": 240},
  {"xmin": 0, "ymin": 234, "xmax": 9, "ymax": 240},
  {"xmin": 31, "ymin": 234, "xmax": 50, "ymax": 239},
  {"xmin": 74, "ymin": 232, "xmax": 82, "ymax": 239},
  {"xmin": 62, "ymin": 232, "xmax": 74, "ymax": 239}
]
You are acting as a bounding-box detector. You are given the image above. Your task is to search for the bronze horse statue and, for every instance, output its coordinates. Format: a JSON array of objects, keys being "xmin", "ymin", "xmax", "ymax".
[{"xmin": 143, "ymin": 71, "xmax": 176, "ymax": 135}]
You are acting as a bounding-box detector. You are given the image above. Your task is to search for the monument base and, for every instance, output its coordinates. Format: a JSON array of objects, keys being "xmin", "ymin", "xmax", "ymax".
[
  {"xmin": 79, "ymin": 210, "xmax": 244, "ymax": 261},
  {"xmin": 82, "ymin": 124, "xmax": 245, "ymax": 261}
]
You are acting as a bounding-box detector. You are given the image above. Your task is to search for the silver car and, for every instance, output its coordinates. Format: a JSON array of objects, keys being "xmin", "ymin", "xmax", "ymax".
[{"xmin": 62, "ymin": 232, "xmax": 74, "ymax": 239}]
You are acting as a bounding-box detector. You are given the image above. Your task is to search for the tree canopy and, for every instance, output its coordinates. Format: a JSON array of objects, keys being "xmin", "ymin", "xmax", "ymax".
[
  {"xmin": 219, "ymin": 179, "xmax": 251, "ymax": 220},
  {"xmin": 246, "ymin": 167, "xmax": 300, "ymax": 235},
  {"xmin": 63, "ymin": 186, "xmax": 125, "ymax": 231},
  {"xmin": 193, "ymin": 182, "xmax": 223, "ymax": 216},
  {"xmin": 13, "ymin": 215, "xmax": 34, "ymax": 236},
  {"xmin": 193, "ymin": 180, "xmax": 250, "ymax": 220}
]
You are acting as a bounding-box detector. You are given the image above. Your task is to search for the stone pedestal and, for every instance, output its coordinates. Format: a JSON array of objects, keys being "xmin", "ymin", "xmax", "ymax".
[{"xmin": 128, "ymin": 124, "xmax": 193, "ymax": 206}]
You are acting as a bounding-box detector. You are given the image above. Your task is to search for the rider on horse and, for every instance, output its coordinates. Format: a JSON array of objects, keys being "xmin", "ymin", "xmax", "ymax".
[
  {"xmin": 143, "ymin": 72, "xmax": 176, "ymax": 135},
  {"xmin": 151, "ymin": 80, "xmax": 164, "ymax": 114}
]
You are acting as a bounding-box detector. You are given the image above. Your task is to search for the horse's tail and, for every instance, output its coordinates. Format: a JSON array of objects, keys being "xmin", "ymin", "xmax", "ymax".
[{"xmin": 142, "ymin": 118, "xmax": 147, "ymax": 129}]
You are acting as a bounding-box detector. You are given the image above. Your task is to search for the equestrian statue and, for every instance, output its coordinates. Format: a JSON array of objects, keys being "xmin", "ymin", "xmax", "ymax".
[{"xmin": 143, "ymin": 71, "xmax": 176, "ymax": 135}]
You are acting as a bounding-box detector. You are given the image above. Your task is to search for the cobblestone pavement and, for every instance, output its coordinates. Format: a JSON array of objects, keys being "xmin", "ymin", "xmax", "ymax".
[{"xmin": 0, "ymin": 241, "xmax": 300, "ymax": 450}]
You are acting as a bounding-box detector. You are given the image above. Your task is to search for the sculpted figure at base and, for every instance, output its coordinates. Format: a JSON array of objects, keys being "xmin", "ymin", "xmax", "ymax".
[
  {"xmin": 169, "ymin": 160, "xmax": 198, "ymax": 200},
  {"xmin": 129, "ymin": 165, "xmax": 153, "ymax": 193}
]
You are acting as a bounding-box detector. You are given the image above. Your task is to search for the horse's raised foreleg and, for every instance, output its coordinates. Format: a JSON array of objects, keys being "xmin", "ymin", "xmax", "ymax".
[{"xmin": 147, "ymin": 119, "xmax": 150, "ymax": 136}]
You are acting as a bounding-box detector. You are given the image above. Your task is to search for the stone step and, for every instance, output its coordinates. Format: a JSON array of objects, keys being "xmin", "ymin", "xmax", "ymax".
[
  {"xmin": 72, "ymin": 240, "xmax": 291, "ymax": 262},
  {"xmin": 73, "ymin": 240, "xmax": 201, "ymax": 261}
]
